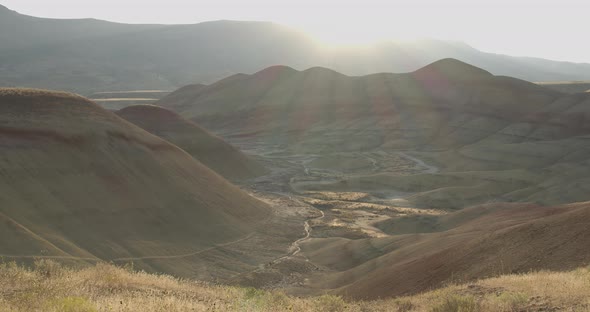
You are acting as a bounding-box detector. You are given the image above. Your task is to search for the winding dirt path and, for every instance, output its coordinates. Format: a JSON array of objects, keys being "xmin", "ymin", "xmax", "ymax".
[
  {"xmin": 366, "ymin": 156, "xmax": 379, "ymax": 171},
  {"xmin": 397, "ymin": 152, "xmax": 439, "ymax": 174},
  {"xmin": 280, "ymin": 209, "xmax": 325, "ymax": 259},
  {"xmin": 265, "ymin": 191, "xmax": 326, "ymax": 261}
]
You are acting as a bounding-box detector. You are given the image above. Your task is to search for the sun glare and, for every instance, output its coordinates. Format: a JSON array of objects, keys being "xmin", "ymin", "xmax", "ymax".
[{"xmin": 297, "ymin": 19, "xmax": 425, "ymax": 48}]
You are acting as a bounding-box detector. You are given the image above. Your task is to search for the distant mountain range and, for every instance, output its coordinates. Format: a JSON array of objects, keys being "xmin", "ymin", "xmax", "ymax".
[{"xmin": 2, "ymin": 4, "xmax": 590, "ymax": 94}]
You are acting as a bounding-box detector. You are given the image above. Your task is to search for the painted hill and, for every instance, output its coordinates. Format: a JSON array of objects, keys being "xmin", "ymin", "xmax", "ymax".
[
  {"xmin": 116, "ymin": 104, "xmax": 265, "ymax": 180},
  {"xmin": 164, "ymin": 60, "xmax": 590, "ymax": 208},
  {"xmin": 0, "ymin": 88, "xmax": 271, "ymax": 278},
  {"xmin": 158, "ymin": 59, "xmax": 563, "ymax": 151},
  {"xmin": 300, "ymin": 201, "xmax": 590, "ymax": 299},
  {"xmin": 3, "ymin": 4, "xmax": 590, "ymax": 94}
]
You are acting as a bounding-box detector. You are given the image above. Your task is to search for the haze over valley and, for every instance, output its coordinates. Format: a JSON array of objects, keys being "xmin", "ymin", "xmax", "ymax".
[
  {"xmin": 1, "ymin": 2, "xmax": 590, "ymax": 311},
  {"xmin": 3, "ymin": 3, "xmax": 590, "ymax": 96}
]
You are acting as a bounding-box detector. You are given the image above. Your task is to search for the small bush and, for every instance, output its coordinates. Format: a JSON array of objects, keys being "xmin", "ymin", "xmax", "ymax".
[
  {"xmin": 393, "ymin": 298, "xmax": 415, "ymax": 312},
  {"xmin": 493, "ymin": 292, "xmax": 528, "ymax": 311},
  {"xmin": 266, "ymin": 291, "xmax": 290, "ymax": 308},
  {"xmin": 243, "ymin": 287, "xmax": 266, "ymax": 300},
  {"xmin": 430, "ymin": 295, "xmax": 479, "ymax": 312},
  {"xmin": 314, "ymin": 294, "xmax": 348, "ymax": 312},
  {"xmin": 0, "ymin": 261, "xmax": 24, "ymax": 280},
  {"xmin": 240, "ymin": 287, "xmax": 291, "ymax": 310},
  {"xmin": 34, "ymin": 259, "xmax": 64, "ymax": 278},
  {"xmin": 45, "ymin": 297, "xmax": 97, "ymax": 312}
]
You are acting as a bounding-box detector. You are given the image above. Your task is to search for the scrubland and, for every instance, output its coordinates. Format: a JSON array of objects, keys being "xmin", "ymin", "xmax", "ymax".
[{"xmin": 1, "ymin": 260, "xmax": 589, "ymax": 311}]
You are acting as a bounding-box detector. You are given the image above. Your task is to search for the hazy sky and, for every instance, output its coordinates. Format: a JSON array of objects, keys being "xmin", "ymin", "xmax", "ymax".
[{"xmin": 3, "ymin": 0, "xmax": 590, "ymax": 63}]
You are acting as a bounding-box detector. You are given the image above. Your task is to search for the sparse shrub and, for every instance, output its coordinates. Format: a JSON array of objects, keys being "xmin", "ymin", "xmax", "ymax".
[
  {"xmin": 314, "ymin": 294, "xmax": 348, "ymax": 312},
  {"xmin": 44, "ymin": 297, "xmax": 97, "ymax": 312},
  {"xmin": 243, "ymin": 286, "xmax": 266, "ymax": 300},
  {"xmin": 242, "ymin": 287, "xmax": 268, "ymax": 310},
  {"xmin": 393, "ymin": 298, "xmax": 415, "ymax": 312},
  {"xmin": 493, "ymin": 292, "xmax": 528, "ymax": 311},
  {"xmin": 122, "ymin": 261, "xmax": 135, "ymax": 273},
  {"xmin": 241, "ymin": 287, "xmax": 286, "ymax": 310},
  {"xmin": 91, "ymin": 263, "xmax": 130, "ymax": 289},
  {"xmin": 0, "ymin": 261, "xmax": 23, "ymax": 280},
  {"xmin": 34, "ymin": 259, "xmax": 64, "ymax": 278},
  {"xmin": 267, "ymin": 291, "xmax": 290, "ymax": 308},
  {"xmin": 430, "ymin": 295, "xmax": 479, "ymax": 312}
]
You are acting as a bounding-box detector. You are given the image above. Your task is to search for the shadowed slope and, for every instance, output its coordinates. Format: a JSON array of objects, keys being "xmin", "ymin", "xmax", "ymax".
[
  {"xmin": 116, "ymin": 104, "xmax": 265, "ymax": 180},
  {"xmin": 0, "ymin": 88, "xmax": 270, "ymax": 277},
  {"xmin": 301, "ymin": 201, "xmax": 590, "ymax": 299}
]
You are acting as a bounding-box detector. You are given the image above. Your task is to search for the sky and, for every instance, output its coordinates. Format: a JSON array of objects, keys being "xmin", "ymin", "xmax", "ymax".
[{"xmin": 3, "ymin": 0, "xmax": 590, "ymax": 63}]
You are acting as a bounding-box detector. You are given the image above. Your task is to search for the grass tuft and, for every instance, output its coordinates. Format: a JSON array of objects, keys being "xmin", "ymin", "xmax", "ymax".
[{"xmin": 430, "ymin": 295, "xmax": 479, "ymax": 312}]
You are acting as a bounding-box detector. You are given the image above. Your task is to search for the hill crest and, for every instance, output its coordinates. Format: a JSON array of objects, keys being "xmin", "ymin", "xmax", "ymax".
[
  {"xmin": 116, "ymin": 104, "xmax": 266, "ymax": 180},
  {"xmin": 413, "ymin": 58, "xmax": 493, "ymax": 81}
]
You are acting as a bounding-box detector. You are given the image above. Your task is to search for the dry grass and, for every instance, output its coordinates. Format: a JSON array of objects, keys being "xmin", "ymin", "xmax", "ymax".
[{"xmin": 1, "ymin": 260, "xmax": 589, "ymax": 311}]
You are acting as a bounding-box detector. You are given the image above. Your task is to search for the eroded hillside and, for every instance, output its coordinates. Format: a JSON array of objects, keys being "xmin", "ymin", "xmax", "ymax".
[
  {"xmin": 116, "ymin": 104, "xmax": 266, "ymax": 180},
  {"xmin": 0, "ymin": 88, "xmax": 283, "ymax": 281}
]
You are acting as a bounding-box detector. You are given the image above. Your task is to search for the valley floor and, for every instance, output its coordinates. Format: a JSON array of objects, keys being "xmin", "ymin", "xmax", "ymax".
[
  {"xmin": 232, "ymin": 143, "xmax": 447, "ymax": 291},
  {"xmin": 226, "ymin": 140, "xmax": 590, "ymax": 303}
]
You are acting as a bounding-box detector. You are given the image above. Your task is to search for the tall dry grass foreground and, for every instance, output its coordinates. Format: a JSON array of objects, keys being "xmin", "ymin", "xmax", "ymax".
[{"xmin": 0, "ymin": 260, "xmax": 589, "ymax": 311}]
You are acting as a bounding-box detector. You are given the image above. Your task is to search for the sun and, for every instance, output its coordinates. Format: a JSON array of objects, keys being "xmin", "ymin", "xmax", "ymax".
[{"xmin": 293, "ymin": 16, "xmax": 428, "ymax": 48}]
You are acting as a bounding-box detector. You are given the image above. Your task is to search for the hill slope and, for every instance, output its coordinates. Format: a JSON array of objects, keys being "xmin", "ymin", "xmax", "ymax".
[
  {"xmin": 300, "ymin": 201, "xmax": 590, "ymax": 299},
  {"xmin": 2, "ymin": 5, "xmax": 590, "ymax": 93},
  {"xmin": 0, "ymin": 88, "xmax": 270, "ymax": 278},
  {"xmin": 116, "ymin": 104, "xmax": 265, "ymax": 180}
]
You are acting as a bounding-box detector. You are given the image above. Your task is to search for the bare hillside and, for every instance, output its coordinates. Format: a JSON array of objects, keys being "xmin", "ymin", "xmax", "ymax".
[
  {"xmin": 116, "ymin": 104, "xmax": 265, "ymax": 180},
  {"xmin": 0, "ymin": 88, "xmax": 271, "ymax": 279},
  {"xmin": 300, "ymin": 201, "xmax": 590, "ymax": 299}
]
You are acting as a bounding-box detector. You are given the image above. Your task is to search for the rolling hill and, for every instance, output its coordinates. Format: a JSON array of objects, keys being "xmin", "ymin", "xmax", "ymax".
[
  {"xmin": 3, "ymin": 4, "xmax": 590, "ymax": 94},
  {"xmin": 160, "ymin": 59, "xmax": 590, "ymax": 209},
  {"xmin": 0, "ymin": 88, "xmax": 271, "ymax": 278},
  {"xmin": 158, "ymin": 59, "xmax": 565, "ymax": 151},
  {"xmin": 300, "ymin": 201, "xmax": 590, "ymax": 299},
  {"xmin": 116, "ymin": 104, "xmax": 265, "ymax": 180}
]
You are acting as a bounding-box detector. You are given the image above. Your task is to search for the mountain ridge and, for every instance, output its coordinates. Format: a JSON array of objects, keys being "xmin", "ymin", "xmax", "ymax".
[{"xmin": 2, "ymin": 5, "xmax": 590, "ymax": 94}]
